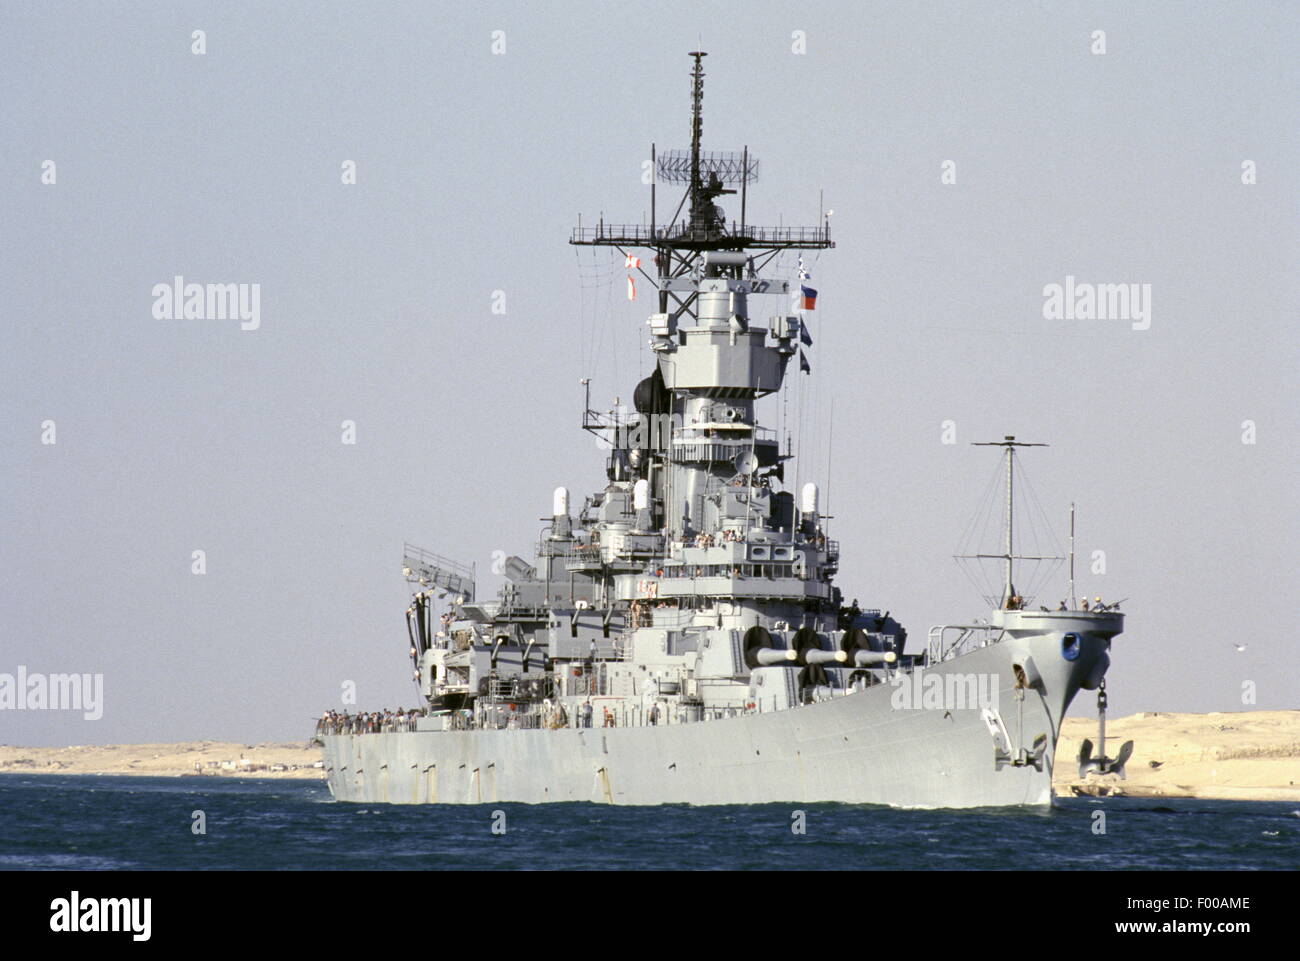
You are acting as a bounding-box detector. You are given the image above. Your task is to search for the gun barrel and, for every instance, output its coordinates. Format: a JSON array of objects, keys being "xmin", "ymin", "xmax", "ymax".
[
  {"xmin": 754, "ymin": 648, "xmax": 799, "ymax": 666},
  {"xmin": 853, "ymin": 650, "xmax": 897, "ymax": 667},
  {"xmin": 804, "ymin": 649, "xmax": 848, "ymax": 665}
]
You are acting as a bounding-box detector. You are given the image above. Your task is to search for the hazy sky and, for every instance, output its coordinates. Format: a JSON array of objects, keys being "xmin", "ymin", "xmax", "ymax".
[{"xmin": 3, "ymin": 2, "xmax": 1296, "ymax": 747}]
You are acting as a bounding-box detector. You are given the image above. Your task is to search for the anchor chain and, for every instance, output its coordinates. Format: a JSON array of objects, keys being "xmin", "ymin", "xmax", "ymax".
[{"xmin": 1097, "ymin": 678, "xmax": 1108, "ymax": 759}]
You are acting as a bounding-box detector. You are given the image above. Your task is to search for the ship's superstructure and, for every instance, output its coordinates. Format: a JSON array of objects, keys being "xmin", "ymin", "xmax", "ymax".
[{"xmin": 315, "ymin": 54, "xmax": 1125, "ymax": 807}]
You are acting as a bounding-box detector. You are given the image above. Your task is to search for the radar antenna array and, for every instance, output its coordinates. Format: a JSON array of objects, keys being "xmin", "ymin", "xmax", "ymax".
[{"xmin": 570, "ymin": 51, "xmax": 833, "ymax": 328}]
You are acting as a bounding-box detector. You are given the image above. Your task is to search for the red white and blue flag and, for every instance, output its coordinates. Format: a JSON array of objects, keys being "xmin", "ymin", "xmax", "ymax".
[{"xmin": 800, "ymin": 285, "xmax": 818, "ymax": 310}]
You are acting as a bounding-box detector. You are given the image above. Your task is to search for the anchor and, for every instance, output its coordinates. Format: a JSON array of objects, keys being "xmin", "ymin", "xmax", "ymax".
[
  {"xmin": 1077, "ymin": 679, "xmax": 1133, "ymax": 778},
  {"xmin": 990, "ymin": 676, "xmax": 1049, "ymax": 771}
]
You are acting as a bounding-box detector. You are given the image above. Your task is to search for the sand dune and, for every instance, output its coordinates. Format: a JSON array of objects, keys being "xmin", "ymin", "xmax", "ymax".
[{"xmin": 3, "ymin": 710, "xmax": 1298, "ymax": 802}]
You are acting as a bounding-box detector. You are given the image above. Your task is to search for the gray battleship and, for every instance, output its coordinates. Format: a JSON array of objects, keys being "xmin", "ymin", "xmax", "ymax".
[{"xmin": 315, "ymin": 53, "xmax": 1126, "ymax": 807}]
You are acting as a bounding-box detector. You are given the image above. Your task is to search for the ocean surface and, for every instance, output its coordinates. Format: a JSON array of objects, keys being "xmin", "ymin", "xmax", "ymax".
[{"xmin": 0, "ymin": 774, "xmax": 1295, "ymax": 870}]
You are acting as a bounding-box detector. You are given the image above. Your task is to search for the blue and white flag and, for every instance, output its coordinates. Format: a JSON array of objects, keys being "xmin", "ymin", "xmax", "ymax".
[
  {"xmin": 798, "ymin": 257, "xmax": 811, "ymax": 280},
  {"xmin": 799, "ymin": 349, "xmax": 811, "ymax": 374}
]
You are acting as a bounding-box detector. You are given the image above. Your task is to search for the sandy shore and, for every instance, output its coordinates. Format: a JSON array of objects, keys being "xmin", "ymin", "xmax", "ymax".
[
  {"xmin": 1056, "ymin": 710, "xmax": 1300, "ymax": 802},
  {"xmin": 0, "ymin": 741, "xmax": 323, "ymax": 780},
  {"xmin": 3, "ymin": 710, "xmax": 1298, "ymax": 801}
]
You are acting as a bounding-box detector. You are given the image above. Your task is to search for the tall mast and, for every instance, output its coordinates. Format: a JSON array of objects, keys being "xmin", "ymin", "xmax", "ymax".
[
  {"xmin": 572, "ymin": 49, "xmax": 825, "ymax": 261},
  {"xmin": 689, "ymin": 50, "xmax": 705, "ymax": 223},
  {"xmin": 1005, "ymin": 442, "xmax": 1014, "ymax": 597},
  {"xmin": 965, "ymin": 435, "xmax": 1052, "ymax": 608},
  {"xmin": 1069, "ymin": 502, "xmax": 1076, "ymax": 609}
]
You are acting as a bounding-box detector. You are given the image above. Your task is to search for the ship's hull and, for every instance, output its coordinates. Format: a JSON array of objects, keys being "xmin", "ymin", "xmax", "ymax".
[{"xmin": 319, "ymin": 630, "xmax": 1103, "ymax": 808}]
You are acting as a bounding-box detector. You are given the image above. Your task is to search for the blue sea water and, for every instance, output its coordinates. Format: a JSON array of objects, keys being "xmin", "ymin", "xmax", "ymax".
[{"xmin": 0, "ymin": 774, "xmax": 1295, "ymax": 870}]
